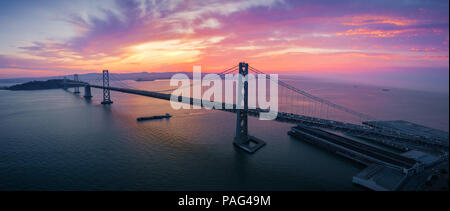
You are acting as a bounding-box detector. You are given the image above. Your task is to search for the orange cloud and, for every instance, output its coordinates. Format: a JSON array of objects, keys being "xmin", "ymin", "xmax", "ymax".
[
  {"xmin": 341, "ymin": 15, "xmax": 417, "ymax": 26},
  {"xmin": 336, "ymin": 28, "xmax": 418, "ymax": 37}
]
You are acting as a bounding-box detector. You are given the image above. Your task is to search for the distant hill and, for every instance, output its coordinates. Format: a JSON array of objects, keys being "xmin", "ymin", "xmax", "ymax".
[
  {"xmin": 0, "ymin": 72, "xmax": 222, "ymax": 90},
  {"xmin": 5, "ymin": 79, "xmax": 80, "ymax": 91},
  {"xmin": 0, "ymin": 72, "xmax": 193, "ymax": 84}
]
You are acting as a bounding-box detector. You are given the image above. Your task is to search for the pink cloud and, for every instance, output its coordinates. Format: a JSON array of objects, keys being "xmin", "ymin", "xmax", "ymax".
[{"xmin": 0, "ymin": 0, "xmax": 447, "ymax": 78}]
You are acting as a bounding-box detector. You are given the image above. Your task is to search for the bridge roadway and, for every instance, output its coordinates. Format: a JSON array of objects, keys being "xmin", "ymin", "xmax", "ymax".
[
  {"xmin": 89, "ymin": 85, "xmax": 266, "ymax": 115},
  {"xmin": 83, "ymin": 84, "xmax": 446, "ymax": 150}
]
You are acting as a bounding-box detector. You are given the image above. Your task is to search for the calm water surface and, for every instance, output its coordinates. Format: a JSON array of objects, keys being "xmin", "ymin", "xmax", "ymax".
[{"xmin": 0, "ymin": 78, "xmax": 448, "ymax": 190}]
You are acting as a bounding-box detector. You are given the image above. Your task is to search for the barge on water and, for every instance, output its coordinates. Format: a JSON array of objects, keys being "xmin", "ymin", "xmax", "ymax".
[{"xmin": 137, "ymin": 113, "xmax": 172, "ymax": 122}]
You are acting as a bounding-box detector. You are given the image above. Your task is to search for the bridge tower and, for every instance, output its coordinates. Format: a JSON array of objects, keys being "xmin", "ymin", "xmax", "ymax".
[
  {"xmin": 101, "ymin": 70, "xmax": 113, "ymax": 104},
  {"xmin": 235, "ymin": 62, "xmax": 249, "ymax": 144},
  {"xmin": 234, "ymin": 62, "xmax": 265, "ymax": 153},
  {"xmin": 73, "ymin": 74, "xmax": 80, "ymax": 94}
]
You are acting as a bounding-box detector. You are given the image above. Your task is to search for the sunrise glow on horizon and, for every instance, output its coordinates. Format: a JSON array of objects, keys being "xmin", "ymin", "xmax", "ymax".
[{"xmin": 0, "ymin": 0, "xmax": 448, "ymax": 90}]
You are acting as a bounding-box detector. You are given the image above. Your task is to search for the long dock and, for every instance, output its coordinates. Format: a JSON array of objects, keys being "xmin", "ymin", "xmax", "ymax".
[
  {"xmin": 287, "ymin": 125, "xmax": 431, "ymax": 190},
  {"xmin": 288, "ymin": 125, "xmax": 418, "ymax": 169}
]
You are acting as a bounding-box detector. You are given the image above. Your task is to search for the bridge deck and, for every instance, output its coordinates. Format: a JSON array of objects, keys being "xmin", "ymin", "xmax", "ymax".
[
  {"xmin": 83, "ymin": 85, "xmax": 447, "ymax": 151},
  {"xmin": 89, "ymin": 85, "xmax": 266, "ymax": 114}
]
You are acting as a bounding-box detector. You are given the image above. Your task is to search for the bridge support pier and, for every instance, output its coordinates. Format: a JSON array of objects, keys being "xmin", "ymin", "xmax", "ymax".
[
  {"xmin": 84, "ymin": 85, "xmax": 92, "ymax": 99},
  {"xmin": 101, "ymin": 70, "xmax": 113, "ymax": 105},
  {"xmin": 234, "ymin": 62, "xmax": 265, "ymax": 153},
  {"xmin": 63, "ymin": 77, "xmax": 68, "ymax": 90},
  {"xmin": 73, "ymin": 74, "xmax": 80, "ymax": 94}
]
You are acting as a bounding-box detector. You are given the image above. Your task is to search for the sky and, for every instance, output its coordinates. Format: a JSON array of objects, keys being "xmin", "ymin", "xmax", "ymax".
[{"xmin": 0, "ymin": 0, "xmax": 448, "ymax": 91}]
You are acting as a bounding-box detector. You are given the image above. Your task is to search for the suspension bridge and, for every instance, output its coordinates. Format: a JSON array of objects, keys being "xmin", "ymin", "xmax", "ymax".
[
  {"xmin": 62, "ymin": 62, "xmax": 448, "ymax": 153},
  {"xmin": 60, "ymin": 62, "xmax": 449, "ymax": 190}
]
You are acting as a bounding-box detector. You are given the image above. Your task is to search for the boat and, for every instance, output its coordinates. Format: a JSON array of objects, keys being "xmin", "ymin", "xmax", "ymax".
[
  {"xmin": 137, "ymin": 113, "xmax": 172, "ymax": 121},
  {"xmin": 135, "ymin": 78, "xmax": 155, "ymax": 82}
]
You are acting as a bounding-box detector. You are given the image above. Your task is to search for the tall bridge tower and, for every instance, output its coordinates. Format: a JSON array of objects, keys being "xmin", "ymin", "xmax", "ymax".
[
  {"xmin": 101, "ymin": 70, "xmax": 113, "ymax": 104},
  {"xmin": 234, "ymin": 62, "xmax": 265, "ymax": 153},
  {"xmin": 73, "ymin": 74, "xmax": 80, "ymax": 94},
  {"xmin": 235, "ymin": 62, "xmax": 249, "ymax": 144}
]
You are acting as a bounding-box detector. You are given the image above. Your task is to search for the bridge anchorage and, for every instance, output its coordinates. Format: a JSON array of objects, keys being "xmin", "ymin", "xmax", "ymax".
[
  {"xmin": 73, "ymin": 74, "xmax": 80, "ymax": 94},
  {"xmin": 101, "ymin": 70, "xmax": 113, "ymax": 105},
  {"xmin": 234, "ymin": 62, "xmax": 266, "ymax": 153},
  {"xmin": 84, "ymin": 85, "xmax": 92, "ymax": 99}
]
